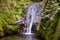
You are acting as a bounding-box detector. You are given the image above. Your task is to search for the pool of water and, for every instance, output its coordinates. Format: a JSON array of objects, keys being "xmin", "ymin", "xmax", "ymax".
[{"xmin": 0, "ymin": 34, "xmax": 39, "ymax": 40}]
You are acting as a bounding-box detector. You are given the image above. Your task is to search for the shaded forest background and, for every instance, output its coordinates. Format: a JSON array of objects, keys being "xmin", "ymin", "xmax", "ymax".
[{"xmin": 0, "ymin": 0, "xmax": 60, "ymax": 40}]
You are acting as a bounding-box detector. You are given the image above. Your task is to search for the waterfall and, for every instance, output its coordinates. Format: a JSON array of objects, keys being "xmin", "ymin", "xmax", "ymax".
[{"xmin": 23, "ymin": 3, "xmax": 42, "ymax": 35}]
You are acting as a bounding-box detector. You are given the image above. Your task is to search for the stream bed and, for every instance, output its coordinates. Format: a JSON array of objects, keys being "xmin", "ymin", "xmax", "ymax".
[{"xmin": 0, "ymin": 34, "xmax": 40, "ymax": 40}]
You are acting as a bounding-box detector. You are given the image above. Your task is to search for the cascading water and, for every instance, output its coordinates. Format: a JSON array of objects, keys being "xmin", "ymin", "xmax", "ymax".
[{"xmin": 23, "ymin": 3, "xmax": 43, "ymax": 35}]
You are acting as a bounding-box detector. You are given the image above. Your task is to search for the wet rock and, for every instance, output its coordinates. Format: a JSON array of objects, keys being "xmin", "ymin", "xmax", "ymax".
[
  {"xmin": 0, "ymin": 32, "xmax": 4, "ymax": 37},
  {"xmin": 4, "ymin": 30, "xmax": 13, "ymax": 36},
  {"xmin": 16, "ymin": 3, "xmax": 43, "ymax": 34},
  {"xmin": 16, "ymin": 18, "xmax": 25, "ymax": 24}
]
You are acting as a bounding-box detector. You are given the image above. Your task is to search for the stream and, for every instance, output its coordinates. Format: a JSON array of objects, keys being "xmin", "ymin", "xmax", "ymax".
[{"xmin": 0, "ymin": 34, "xmax": 40, "ymax": 40}]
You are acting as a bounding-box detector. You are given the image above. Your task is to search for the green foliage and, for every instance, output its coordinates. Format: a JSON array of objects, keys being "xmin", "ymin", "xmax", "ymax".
[
  {"xmin": 38, "ymin": 0, "xmax": 60, "ymax": 40},
  {"xmin": 0, "ymin": 0, "xmax": 31, "ymax": 33},
  {"xmin": 52, "ymin": 13, "xmax": 60, "ymax": 40},
  {"xmin": 0, "ymin": 0, "xmax": 17, "ymax": 33},
  {"xmin": 0, "ymin": 8, "xmax": 18, "ymax": 31}
]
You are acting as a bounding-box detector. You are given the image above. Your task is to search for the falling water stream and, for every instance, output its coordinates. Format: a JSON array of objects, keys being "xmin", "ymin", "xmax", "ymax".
[{"xmin": 23, "ymin": 3, "xmax": 42, "ymax": 35}]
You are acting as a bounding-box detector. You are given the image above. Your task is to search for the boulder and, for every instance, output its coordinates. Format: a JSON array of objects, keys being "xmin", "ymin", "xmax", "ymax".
[{"xmin": 0, "ymin": 32, "xmax": 4, "ymax": 37}]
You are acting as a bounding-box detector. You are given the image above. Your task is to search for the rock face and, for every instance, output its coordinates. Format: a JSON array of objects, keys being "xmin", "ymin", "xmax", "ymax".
[
  {"xmin": 19, "ymin": 3, "xmax": 42, "ymax": 24},
  {"xmin": 0, "ymin": 32, "xmax": 4, "ymax": 37},
  {"xmin": 25, "ymin": 3, "xmax": 42, "ymax": 24},
  {"xmin": 18, "ymin": 2, "xmax": 43, "ymax": 33}
]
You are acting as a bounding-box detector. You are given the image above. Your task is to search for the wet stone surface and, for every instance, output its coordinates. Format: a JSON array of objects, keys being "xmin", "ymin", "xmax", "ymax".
[{"xmin": 0, "ymin": 34, "xmax": 39, "ymax": 40}]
